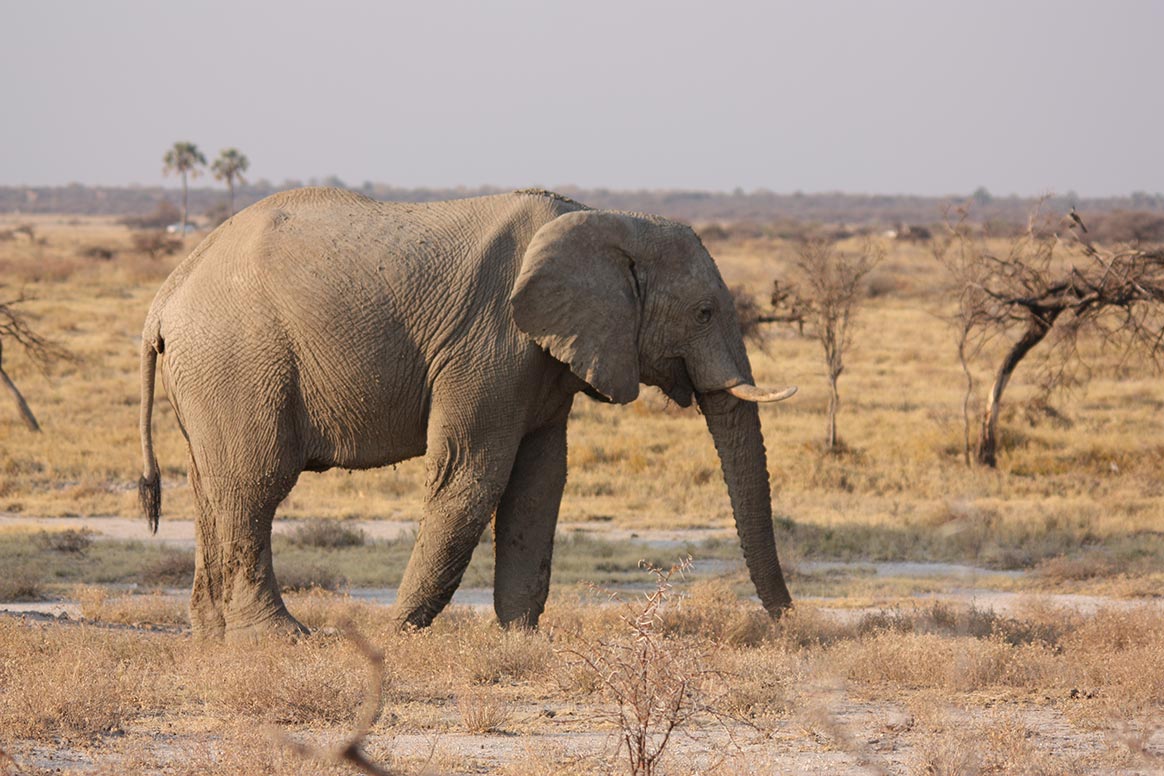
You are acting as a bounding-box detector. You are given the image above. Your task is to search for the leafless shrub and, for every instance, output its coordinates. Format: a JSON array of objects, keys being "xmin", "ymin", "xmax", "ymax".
[
  {"xmin": 764, "ymin": 278, "xmax": 810, "ymax": 335},
  {"xmin": 36, "ymin": 528, "xmax": 94, "ymax": 554},
  {"xmin": 288, "ymin": 519, "xmax": 367, "ymax": 548},
  {"xmin": 131, "ymin": 230, "xmax": 183, "ymax": 260},
  {"xmin": 279, "ymin": 563, "xmax": 346, "ymax": 593},
  {"xmin": 0, "ymin": 568, "xmax": 42, "ymax": 601},
  {"xmin": 78, "ymin": 244, "xmax": 117, "ymax": 261},
  {"xmin": 139, "ymin": 549, "xmax": 196, "ymax": 587},
  {"xmin": 729, "ymin": 280, "xmax": 810, "ymax": 349},
  {"xmin": 728, "ymin": 285, "xmax": 765, "ymax": 345},
  {"xmin": 557, "ymin": 558, "xmax": 728, "ymax": 776}
]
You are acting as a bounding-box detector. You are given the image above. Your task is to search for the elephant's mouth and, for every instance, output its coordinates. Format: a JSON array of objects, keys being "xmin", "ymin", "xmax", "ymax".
[
  {"xmin": 645, "ymin": 358, "xmax": 796, "ymax": 408},
  {"xmin": 654, "ymin": 358, "xmax": 695, "ymax": 407}
]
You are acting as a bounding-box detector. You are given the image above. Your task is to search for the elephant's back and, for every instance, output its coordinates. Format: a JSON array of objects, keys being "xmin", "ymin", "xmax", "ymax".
[
  {"xmin": 149, "ymin": 186, "xmax": 584, "ymax": 366},
  {"xmin": 147, "ymin": 187, "xmax": 584, "ymax": 469}
]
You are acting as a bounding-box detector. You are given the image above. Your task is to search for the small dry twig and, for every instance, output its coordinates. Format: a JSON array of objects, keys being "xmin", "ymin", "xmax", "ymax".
[
  {"xmin": 0, "ymin": 746, "xmax": 24, "ymax": 776},
  {"xmin": 273, "ymin": 621, "xmax": 400, "ymax": 776}
]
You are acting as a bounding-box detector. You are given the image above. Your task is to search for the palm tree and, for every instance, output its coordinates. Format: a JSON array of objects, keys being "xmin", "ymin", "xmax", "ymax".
[
  {"xmin": 211, "ymin": 148, "xmax": 250, "ymax": 216},
  {"xmin": 162, "ymin": 141, "xmax": 207, "ymax": 233}
]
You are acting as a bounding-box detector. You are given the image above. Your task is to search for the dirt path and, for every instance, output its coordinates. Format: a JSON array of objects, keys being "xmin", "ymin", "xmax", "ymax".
[{"xmin": 0, "ymin": 514, "xmax": 736, "ymax": 548}]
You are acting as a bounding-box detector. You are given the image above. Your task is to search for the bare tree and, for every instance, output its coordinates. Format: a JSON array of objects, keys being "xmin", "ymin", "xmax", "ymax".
[
  {"xmin": 941, "ymin": 207, "xmax": 1164, "ymax": 467},
  {"xmin": 0, "ymin": 292, "xmax": 69, "ymax": 432},
  {"xmin": 932, "ymin": 209, "xmax": 996, "ymax": 465},
  {"xmin": 783, "ymin": 238, "xmax": 882, "ymax": 451}
]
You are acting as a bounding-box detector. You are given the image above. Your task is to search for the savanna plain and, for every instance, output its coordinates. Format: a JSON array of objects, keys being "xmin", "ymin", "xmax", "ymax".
[{"xmin": 1, "ymin": 212, "xmax": 1162, "ymax": 774}]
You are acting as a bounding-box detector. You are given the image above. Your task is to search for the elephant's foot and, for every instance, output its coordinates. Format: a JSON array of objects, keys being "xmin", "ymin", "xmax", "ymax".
[
  {"xmin": 191, "ymin": 609, "xmax": 227, "ymax": 641},
  {"xmin": 391, "ymin": 606, "xmax": 432, "ymax": 631},
  {"xmin": 190, "ymin": 590, "xmax": 226, "ymax": 641},
  {"xmin": 497, "ymin": 608, "xmax": 542, "ymax": 630},
  {"xmin": 390, "ymin": 595, "xmax": 450, "ymax": 631},
  {"xmin": 494, "ymin": 582, "xmax": 549, "ymax": 629},
  {"xmin": 224, "ymin": 608, "xmax": 310, "ymax": 643}
]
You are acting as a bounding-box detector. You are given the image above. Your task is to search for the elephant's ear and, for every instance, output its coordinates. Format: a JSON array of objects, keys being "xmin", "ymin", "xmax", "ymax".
[{"xmin": 511, "ymin": 210, "xmax": 642, "ymax": 404}]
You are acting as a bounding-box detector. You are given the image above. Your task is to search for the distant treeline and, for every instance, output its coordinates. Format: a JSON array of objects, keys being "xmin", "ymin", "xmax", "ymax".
[{"xmin": 4, "ymin": 183, "xmax": 1164, "ymax": 229}]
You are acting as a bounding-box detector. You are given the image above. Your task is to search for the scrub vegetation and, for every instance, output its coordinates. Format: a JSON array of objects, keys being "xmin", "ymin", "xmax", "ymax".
[{"xmin": 0, "ymin": 210, "xmax": 1161, "ymax": 773}]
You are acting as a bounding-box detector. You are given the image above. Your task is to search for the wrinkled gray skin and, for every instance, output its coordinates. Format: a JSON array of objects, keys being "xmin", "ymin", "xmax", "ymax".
[{"xmin": 138, "ymin": 187, "xmax": 794, "ymax": 641}]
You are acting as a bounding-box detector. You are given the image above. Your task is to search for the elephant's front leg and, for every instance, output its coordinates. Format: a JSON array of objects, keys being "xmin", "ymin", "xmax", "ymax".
[
  {"xmin": 493, "ymin": 420, "xmax": 568, "ymax": 628},
  {"xmin": 392, "ymin": 405, "xmax": 521, "ymax": 629}
]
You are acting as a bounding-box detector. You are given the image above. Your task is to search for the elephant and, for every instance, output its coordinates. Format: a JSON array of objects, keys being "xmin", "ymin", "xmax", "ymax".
[{"xmin": 137, "ymin": 186, "xmax": 797, "ymax": 641}]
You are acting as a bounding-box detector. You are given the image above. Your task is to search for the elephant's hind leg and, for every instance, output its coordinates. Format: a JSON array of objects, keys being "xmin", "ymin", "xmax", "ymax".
[
  {"xmin": 493, "ymin": 420, "xmax": 568, "ymax": 628},
  {"xmin": 189, "ymin": 463, "xmax": 226, "ymax": 639},
  {"xmin": 190, "ymin": 458, "xmax": 306, "ymax": 642}
]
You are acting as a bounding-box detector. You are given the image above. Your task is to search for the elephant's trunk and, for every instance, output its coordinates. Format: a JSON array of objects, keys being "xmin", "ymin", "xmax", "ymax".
[{"xmin": 698, "ymin": 390, "xmax": 792, "ymax": 616}]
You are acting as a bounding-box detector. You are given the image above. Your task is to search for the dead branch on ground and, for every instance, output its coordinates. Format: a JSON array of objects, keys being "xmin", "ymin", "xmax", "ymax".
[{"xmin": 273, "ymin": 622, "xmax": 402, "ymax": 776}]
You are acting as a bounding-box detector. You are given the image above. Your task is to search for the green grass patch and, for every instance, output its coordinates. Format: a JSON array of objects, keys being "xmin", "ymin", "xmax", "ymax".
[{"xmin": 0, "ymin": 531, "xmax": 747, "ymax": 599}]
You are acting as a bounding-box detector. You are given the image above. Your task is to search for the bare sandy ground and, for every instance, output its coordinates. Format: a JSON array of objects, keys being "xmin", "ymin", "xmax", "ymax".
[
  {"xmin": 0, "ymin": 513, "xmax": 418, "ymax": 547},
  {"xmin": 12, "ymin": 680, "xmax": 1159, "ymax": 775},
  {"xmin": 0, "ymin": 513, "xmax": 735, "ymax": 548}
]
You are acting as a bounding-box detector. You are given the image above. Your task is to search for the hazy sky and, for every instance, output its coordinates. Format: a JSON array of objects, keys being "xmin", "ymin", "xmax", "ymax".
[{"xmin": 3, "ymin": 0, "xmax": 1162, "ymax": 196}]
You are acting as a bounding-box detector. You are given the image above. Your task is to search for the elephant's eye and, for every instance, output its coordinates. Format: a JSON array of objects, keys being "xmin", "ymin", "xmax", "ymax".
[{"xmin": 695, "ymin": 304, "xmax": 714, "ymax": 324}]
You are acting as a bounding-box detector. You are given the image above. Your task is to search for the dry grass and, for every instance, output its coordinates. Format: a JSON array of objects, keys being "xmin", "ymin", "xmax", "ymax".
[
  {"xmin": 456, "ymin": 689, "xmax": 512, "ymax": 733},
  {"xmin": 1, "ymin": 590, "xmax": 1162, "ymax": 773},
  {"xmin": 75, "ymin": 585, "xmax": 187, "ymax": 626}
]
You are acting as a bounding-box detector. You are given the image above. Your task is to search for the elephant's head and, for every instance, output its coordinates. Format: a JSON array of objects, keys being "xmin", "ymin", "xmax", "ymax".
[{"xmin": 510, "ymin": 210, "xmax": 795, "ymax": 615}]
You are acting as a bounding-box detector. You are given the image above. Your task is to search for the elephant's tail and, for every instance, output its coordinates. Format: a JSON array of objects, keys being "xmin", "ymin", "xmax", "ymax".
[{"xmin": 139, "ymin": 326, "xmax": 162, "ymax": 534}]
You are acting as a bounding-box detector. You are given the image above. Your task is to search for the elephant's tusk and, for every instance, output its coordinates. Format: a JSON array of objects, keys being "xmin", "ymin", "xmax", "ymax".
[{"xmin": 726, "ymin": 383, "xmax": 798, "ymax": 403}]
